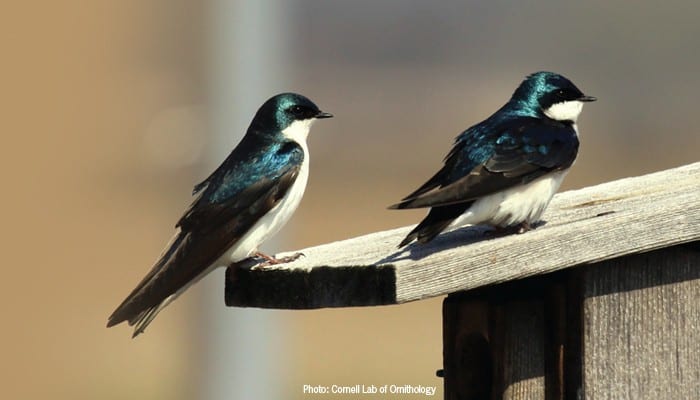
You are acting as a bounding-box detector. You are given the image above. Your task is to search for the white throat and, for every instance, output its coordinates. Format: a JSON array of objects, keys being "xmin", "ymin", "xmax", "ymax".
[
  {"xmin": 281, "ymin": 119, "xmax": 315, "ymax": 143},
  {"xmin": 213, "ymin": 119, "xmax": 314, "ymax": 265},
  {"xmin": 544, "ymin": 100, "xmax": 584, "ymax": 122}
]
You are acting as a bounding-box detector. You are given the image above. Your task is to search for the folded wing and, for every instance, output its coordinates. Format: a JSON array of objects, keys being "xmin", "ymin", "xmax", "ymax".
[{"xmin": 390, "ymin": 118, "xmax": 578, "ymax": 209}]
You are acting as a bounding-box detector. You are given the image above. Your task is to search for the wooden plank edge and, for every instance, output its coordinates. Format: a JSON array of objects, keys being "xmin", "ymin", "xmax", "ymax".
[{"xmin": 224, "ymin": 162, "xmax": 700, "ymax": 309}]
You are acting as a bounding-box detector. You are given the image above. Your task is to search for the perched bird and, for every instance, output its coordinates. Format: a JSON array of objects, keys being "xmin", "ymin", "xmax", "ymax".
[
  {"xmin": 108, "ymin": 93, "xmax": 332, "ymax": 337},
  {"xmin": 390, "ymin": 71, "xmax": 595, "ymax": 247}
]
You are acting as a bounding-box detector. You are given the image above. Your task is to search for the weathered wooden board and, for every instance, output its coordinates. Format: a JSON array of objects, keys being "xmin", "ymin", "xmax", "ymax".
[
  {"xmin": 499, "ymin": 301, "xmax": 546, "ymax": 400},
  {"xmin": 226, "ymin": 162, "xmax": 700, "ymax": 308},
  {"xmin": 581, "ymin": 245, "xmax": 700, "ymax": 400},
  {"xmin": 442, "ymin": 280, "xmax": 553, "ymax": 400},
  {"xmin": 442, "ymin": 298, "xmax": 491, "ymax": 400}
]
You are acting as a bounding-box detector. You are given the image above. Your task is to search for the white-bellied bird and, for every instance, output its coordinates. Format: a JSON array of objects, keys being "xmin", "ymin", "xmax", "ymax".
[
  {"xmin": 108, "ymin": 93, "xmax": 332, "ymax": 337},
  {"xmin": 390, "ymin": 72, "xmax": 595, "ymax": 247}
]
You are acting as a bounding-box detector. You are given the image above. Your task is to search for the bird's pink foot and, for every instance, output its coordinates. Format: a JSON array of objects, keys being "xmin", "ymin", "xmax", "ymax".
[{"xmin": 253, "ymin": 251, "xmax": 305, "ymax": 269}]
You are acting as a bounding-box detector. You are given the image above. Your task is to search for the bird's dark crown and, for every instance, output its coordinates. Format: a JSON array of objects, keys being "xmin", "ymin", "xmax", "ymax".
[
  {"xmin": 509, "ymin": 71, "xmax": 587, "ymax": 115},
  {"xmin": 251, "ymin": 92, "xmax": 325, "ymax": 132}
]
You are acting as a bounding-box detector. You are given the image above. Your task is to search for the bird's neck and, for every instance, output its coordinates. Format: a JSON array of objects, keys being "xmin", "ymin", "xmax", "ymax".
[
  {"xmin": 493, "ymin": 99, "xmax": 544, "ymax": 118},
  {"xmin": 499, "ymin": 99, "xmax": 543, "ymax": 119},
  {"xmin": 281, "ymin": 119, "xmax": 314, "ymax": 144}
]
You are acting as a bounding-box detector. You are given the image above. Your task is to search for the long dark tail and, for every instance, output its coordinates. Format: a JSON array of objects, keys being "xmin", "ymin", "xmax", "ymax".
[
  {"xmin": 107, "ymin": 232, "xmax": 189, "ymax": 337},
  {"xmin": 127, "ymin": 302, "xmax": 169, "ymax": 338},
  {"xmin": 398, "ymin": 202, "xmax": 472, "ymax": 247}
]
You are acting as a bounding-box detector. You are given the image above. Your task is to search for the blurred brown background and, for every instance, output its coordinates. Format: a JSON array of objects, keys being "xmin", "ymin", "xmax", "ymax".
[{"xmin": 2, "ymin": 1, "xmax": 698, "ymax": 399}]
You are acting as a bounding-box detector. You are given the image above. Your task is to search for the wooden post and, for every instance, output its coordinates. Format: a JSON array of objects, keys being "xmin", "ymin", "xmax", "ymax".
[
  {"xmin": 580, "ymin": 244, "xmax": 700, "ymax": 399},
  {"xmin": 442, "ymin": 296, "xmax": 491, "ymax": 400},
  {"xmin": 441, "ymin": 245, "xmax": 700, "ymax": 400},
  {"xmin": 497, "ymin": 299, "xmax": 546, "ymax": 399},
  {"xmin": 442, "ymin": 278, "xmax": 553, "ymax": 400}
]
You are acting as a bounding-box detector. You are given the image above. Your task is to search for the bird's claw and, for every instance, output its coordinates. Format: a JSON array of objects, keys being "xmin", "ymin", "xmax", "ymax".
[
  {"xmin": 484, "ymin": 221, "xmax": 533, "ymax": 237},
  {"xmin": 516, "ymin": 221, "xmax": 532, "ymax": 234},
  {"xmin": 252, "ymin": 252, "xmax": 305, "ymax": 269}
]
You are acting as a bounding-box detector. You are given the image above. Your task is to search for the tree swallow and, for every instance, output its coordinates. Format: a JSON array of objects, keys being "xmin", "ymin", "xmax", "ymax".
[
  {"xmin": 108, "ymin": 93, "xmax": 332, "ymax": 337},
  {"xmin": 390, "ymin": 71, "xmax": 595, "ymax": 248}
]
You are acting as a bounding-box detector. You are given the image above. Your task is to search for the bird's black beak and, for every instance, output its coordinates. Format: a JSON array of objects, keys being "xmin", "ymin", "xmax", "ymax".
[
  {"xmin": 579, "ymin": 95, "xmax": 597, "ymax": 102},
  {"xmin": 315, "ymin": 111, "xmax": 333, "ymax": 119}
]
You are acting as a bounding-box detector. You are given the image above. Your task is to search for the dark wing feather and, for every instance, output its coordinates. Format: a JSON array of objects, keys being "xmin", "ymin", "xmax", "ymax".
[
  {"xmin": 107, "ymin": 141, "xmax": 303, "ymax": 330},
  {"xmin": 397, "ymin": 202, "xmax": 473, "ymax": 247},
  {"xmin": 396, "ymin": 129, "xmax": 476, "ymax": 202},
  {"xmin": 391, "ymin": 118, "xmax": 578, "ymax": 209}
]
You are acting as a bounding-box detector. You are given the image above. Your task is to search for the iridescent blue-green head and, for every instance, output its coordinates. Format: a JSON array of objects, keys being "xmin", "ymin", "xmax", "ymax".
[
  {"xmin": 510, "ymin": 71, "xmax": 596, "ymax": 122},
  {"xmin": 249, "ymin": 93, "xmax": 332, "ymax": 141}
]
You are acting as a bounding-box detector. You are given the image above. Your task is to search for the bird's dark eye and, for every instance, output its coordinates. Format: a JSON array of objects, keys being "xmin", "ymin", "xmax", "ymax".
[
  {"xmin": 556, "ymin": 89, "xmax": 566, "ymax": 97},
  {"xmin": 287, "ymin": 105, "xmax": 306, "ymax": 116}
]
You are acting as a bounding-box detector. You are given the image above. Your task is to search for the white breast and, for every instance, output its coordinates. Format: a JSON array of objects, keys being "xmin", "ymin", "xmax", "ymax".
[
  {"xmin": 450, "ymin": 170, "xmax": 568, "ymax": 229},
  {"xmin": 220, "ymin": 118, "xmax": 314, "ymax": 264},
  {"xmin": 142, "ymin": 120, "xmax": 316, "ymax": 325},
  {"xmin": 225, "ymin": 145, "xmax": 309, "ymax": 262}
]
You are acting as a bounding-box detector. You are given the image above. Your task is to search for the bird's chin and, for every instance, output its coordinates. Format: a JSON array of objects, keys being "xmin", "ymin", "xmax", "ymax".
[
  {"xmin": 282, "ymin": 119, "xmax": 314, "ymax": 142},
  {"xmin": 544, "ymin": 100, "xmax": 583, "ymax": 122}
]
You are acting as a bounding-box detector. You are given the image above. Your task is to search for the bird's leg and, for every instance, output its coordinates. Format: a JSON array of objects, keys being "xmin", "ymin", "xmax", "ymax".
[
  {"xmin": 516, "ymin": 221, "xmax": 532, "ymax": 234},
  {"xmin": 253, "ymin": 251, "xmax": 276, "ymax": 263},
  {"xmin": 275, "ymin": 252, "xmax": 305, "ymax": 263},
  {"xmin": 253, "ymin": 251, "xmax": 305, "ymax": 268},
  {"xmin": 484, "ymin": 221, "xmax": 533, "ymax": 237}
]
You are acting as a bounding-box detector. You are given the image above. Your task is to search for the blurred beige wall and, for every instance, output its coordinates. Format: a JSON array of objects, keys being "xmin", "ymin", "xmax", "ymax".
[{"xmin": 2, "ymin": 2, "xmax": 204, "ymax": 399}]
